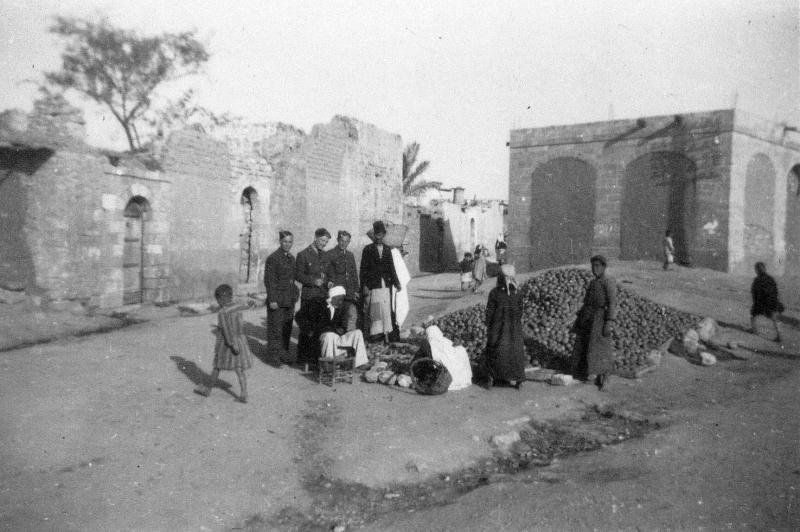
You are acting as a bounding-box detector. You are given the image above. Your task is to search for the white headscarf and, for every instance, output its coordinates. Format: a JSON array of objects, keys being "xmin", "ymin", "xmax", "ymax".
[{"xmin": 327, "ymin": 285, "xmax": 346, "ymax": 317}]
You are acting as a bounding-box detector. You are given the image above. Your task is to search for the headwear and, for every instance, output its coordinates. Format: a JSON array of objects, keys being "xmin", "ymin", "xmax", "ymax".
[
  {"xmin": 372, "ymin": 220, "xmax": 387, "ymax": 236},
  {"xmin": 499, "ymin": 263, "xmax": 518, "ymax": 294},
  {"xmin": 590, "ymin": 254, "xmax": 607, "ymax": 267},
  {"xmin": 328, "ymin": 285, "xmax": 346, "ymax": 299}
]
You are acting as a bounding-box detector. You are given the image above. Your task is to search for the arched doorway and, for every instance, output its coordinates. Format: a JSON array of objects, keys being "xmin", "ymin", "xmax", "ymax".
[
  {"xmin": 469, "ymin": 218, "xmax": 476, "ymax": 253},
  {"xmin": 530, "ymin": 158, "xmax": 597, "ymax": 269},
  {"xmin": 743, "ymin": 154, "xmax": 776, "ymax": 269},
  {"xmin": 620, "ymin": 152, "xmax": 696, "ymax": 263},
  {"xmin": 785, "ymin": 164, "xmax": 800, "ymax": 275},
  {"xmin": 123, "ymin": 196, "xmax": 151, "ymax": 304},
  {"xmin": 239, "ymin": 187, "xmax": 259, "ymax": 283}
]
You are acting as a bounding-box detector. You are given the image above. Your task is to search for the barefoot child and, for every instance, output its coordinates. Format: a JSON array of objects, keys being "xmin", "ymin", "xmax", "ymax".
[{"xmin": 195, "ymin": 284, "xmax": 253, "ymax": 403}]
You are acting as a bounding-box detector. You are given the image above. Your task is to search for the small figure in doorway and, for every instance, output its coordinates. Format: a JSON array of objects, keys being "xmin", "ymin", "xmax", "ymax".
[
  {"xmin": 195, "ymin": 284, "xmax": 253, "ymax": 403},
  {"xmin": 663, "ymin": 230, "xmax": 675, "ymax": 270},
  {"xmin": 750, "ymin": 261, "xmax": 784, "ymax": 343},
  {"xmin": 472, "ymin": 245, "xmax": 488, "ymax": 293}
]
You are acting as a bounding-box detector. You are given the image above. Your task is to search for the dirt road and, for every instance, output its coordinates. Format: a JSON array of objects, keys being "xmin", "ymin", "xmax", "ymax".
[{"xmin": 0, "ymin": 262, "xmax": 798, "ymax": 531}]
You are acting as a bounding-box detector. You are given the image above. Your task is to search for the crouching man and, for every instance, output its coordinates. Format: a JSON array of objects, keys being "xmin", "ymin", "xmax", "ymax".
[{"xmin": 320, "ymin": 286, "xmax": 369, "ymax": 368}]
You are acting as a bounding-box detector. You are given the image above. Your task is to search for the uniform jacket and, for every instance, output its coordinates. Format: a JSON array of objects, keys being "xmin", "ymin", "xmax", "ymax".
[
  {"xmin": 325, "ymin": 247, "xmax": 360, "ymax": 300},
  {"xmin": 360, "ymin": 243, "xmax": 400, "ymax": 291},
  {"xmin": 264, "ymin": 248, "xmax": 299, "ymax": 308},
  {"xmin": 296, "ymin": 245, "xmax": 328, "ymax": 300}
]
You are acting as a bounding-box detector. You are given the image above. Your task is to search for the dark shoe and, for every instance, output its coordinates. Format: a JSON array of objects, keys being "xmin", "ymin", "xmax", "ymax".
[{"xmin": 194, "ymin": 385, "xmax": 210, "ymax": 397}]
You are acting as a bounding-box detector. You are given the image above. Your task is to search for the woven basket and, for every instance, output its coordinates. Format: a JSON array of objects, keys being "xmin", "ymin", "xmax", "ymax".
[{"xmin": 410, "ymin": 358, "xmax": 452, "ymax": 395}]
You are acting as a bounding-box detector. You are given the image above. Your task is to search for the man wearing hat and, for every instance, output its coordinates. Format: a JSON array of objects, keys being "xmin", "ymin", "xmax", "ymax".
[
  {"xmin": 360, "ymin": 220, "xmax": 401, "ymax": 343},
  {"xmin": 295, "ymin": 228, "xmax": 332, "ymax": 369}
]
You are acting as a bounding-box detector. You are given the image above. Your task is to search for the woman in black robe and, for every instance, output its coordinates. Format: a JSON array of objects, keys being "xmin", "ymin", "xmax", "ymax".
[{"xmin": 484, "ymin": 264, "xmax": 526, "ymax": 389}]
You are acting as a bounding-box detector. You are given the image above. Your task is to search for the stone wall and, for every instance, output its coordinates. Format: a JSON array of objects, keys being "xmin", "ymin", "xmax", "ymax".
[{"xmin": 507, "ymin": 109, "xmax": 784, "ymax": 273}]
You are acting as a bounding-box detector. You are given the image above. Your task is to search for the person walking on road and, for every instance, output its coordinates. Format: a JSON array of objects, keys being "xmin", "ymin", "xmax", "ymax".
[{"xmin": 750, "ymin": 261, "xmax": 784, "ymax": 343}]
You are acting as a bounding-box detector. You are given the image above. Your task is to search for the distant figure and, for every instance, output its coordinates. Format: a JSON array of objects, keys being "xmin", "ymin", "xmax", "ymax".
[
  {"xmin": 663, "ymin": 230, "xmax": 675, "ymax": 270},
  {"xmin": 194, "ymin": 284, "xmax": 253, "ymax": 403},
  {"xmin": 484, "ymin": 264, "xmax": 526, "ymax": 389},
  {"xmin": 459, "ymin": 252, "xmax": 474, "ymax": 291},
  {"xmin": 572, "ymin": 255, "xmax": 617, "ymax": 391},
  {"xmin": 750, "ymin": 262, "xmax": 784, "ymax": 343},
  {"xmin": 472, "ymin": 245, "xmax": 488, "ymax": 293},
  {"xmin": 495, "ymin": 233, "xmax": 508, "ymax": 264}
]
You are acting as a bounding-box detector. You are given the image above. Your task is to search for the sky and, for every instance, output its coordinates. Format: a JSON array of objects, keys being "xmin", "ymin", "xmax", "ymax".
[{"xmin": 1, "ymin": 0, "xmax": 798, "ymax": 200}]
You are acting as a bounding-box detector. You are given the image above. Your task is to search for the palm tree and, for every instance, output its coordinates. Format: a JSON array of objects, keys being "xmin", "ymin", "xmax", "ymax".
[{"xmin": 402, "ymin": 141, "xmax": 441, "ymax": 196}]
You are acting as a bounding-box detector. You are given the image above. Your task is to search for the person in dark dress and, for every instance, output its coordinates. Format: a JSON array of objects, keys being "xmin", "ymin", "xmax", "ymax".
[
  {"xmin": 295, "ymin": 228, "xmax": 332, "ymax": 370},
  {"xmin": 360, "ymin": 221, "xmax": 401, "ymax": 343},
  {"xmin": 325, "ymin": 230, "xmax": 360, "ymax": 332},
  {"xmin": 572, "ymin": 255, "xmax": 618, "ymax": 391},
  {"xmin": 264, "ymin": 231, "xmax": 299, "ymax": 366},
  {"xmin": 750, "ymin": 261, "xmax": 784, "ymax": 343},
  {"xmin": 484, "ymin": 264, "xmax": 526, "ymax": 389}
]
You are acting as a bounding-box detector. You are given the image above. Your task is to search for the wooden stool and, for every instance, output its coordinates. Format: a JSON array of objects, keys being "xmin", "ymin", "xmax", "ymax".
[{"xmin": 318, "ymin": 347, "xmax": 356, "ymax": 387}]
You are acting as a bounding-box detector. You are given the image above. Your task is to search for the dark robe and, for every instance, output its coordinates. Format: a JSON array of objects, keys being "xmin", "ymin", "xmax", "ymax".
[
  {"xmin": 751, "ymin": 273, "xmax": 784, "ymax": 317},
  {"xmin": 573, "ymin": 275, "xmax": 618, "ymax": 379},
  {"xmin": 485, "ymin": 285, "xmax": 526, "ymax": 382}
]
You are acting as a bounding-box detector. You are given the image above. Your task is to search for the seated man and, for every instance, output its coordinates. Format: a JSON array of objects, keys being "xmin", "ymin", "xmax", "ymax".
[{"xmin": 320, "ymin": 286, "xmax": 369, "ymax": 368}]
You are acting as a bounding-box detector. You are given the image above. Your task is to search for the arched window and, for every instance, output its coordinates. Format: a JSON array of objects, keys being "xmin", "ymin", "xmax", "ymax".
[
  {"xmin": 239, "ymin": 187, "xmax": 258, "ymax": 283},
  {"xmin": 123, "ymin": 196, "xmax": 151, "ymax": 304}
]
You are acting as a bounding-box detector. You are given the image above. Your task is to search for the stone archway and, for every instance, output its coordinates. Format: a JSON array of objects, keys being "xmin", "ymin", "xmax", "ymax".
[
  {"xmin": 123, "ymin": 196, "xmax": 151, "ymax": 305},
  {"xmin": 743, "ymin": 154, "xmax": 776, "ymax": 270},
  {"xmin": 620, "ymin": 152, "xmax": 697, "ymax": 263},
  {"xmin": 530, "ymin": 158, "xmax": 597, "ymax": 269},
  {"xmin": 785, "ymin": 164, "xmax": 800, "ymax": 275}
]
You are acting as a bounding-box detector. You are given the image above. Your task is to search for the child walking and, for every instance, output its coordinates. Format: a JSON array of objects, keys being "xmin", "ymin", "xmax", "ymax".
[
  {"xmin": 195, "ymin": 284, "xmax": 253, "ymax": 403},
  {"xmin": 459, "ymin": 252, "xmax": 474, "ymax": 291}
]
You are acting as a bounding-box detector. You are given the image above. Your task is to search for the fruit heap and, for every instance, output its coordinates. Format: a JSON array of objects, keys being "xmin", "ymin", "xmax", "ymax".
[{"xmin": 428, "ymin": 268, "xmax": 699, "ymax": 376}]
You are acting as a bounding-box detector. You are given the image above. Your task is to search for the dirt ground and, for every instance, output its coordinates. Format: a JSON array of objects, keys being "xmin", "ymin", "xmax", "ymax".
[{"xmin": 0, "ymin": 261, "xmax": 798, "ymax": 531}]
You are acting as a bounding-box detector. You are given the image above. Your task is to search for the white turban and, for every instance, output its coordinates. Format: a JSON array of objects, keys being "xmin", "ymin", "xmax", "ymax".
[{"xmin": 328, "ymin": 285, "xmax": 346, "ymax": 298}]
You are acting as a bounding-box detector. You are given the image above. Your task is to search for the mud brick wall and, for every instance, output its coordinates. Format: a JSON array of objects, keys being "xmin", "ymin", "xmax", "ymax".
[
  {"xmin": 508, "ymin": 110, "xmax": 748, "ymax": 273},
  {"xmin": 0, "ymin": 145, "xmax": 171, "ymax": 308},
  {"xmin": 160, "ymin": 129, "xmax": 239, "ymax": 300}
]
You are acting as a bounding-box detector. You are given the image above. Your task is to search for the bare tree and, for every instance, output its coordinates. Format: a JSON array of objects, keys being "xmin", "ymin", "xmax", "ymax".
[{"xmin": 44, "ymin": 16, "xmax": 209, "ymax": 151}]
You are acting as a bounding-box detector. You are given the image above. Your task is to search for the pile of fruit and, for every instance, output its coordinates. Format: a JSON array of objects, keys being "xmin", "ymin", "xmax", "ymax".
[{"xmin": 427, "ymin": 268, "xmax": 700, "ymax": 377}]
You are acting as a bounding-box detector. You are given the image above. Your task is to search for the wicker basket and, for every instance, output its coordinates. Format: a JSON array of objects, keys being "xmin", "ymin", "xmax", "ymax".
[
  {"xmin": 410, "ymin": 358, "xmax": 452, "ymax": 395},
  {"xmin": 383, "ymin": 223, "xmax": 408, "ymax": 248}
]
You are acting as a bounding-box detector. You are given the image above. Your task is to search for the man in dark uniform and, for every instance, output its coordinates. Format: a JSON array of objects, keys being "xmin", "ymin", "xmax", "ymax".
[
  {"xmin": 264, "ymin": 231, "xmax": 299, "ymax": 366},
  {"xmin": 295, "ymin": 228, "xmax": 331, "ymax": 369},
  {"xmin": 325, "ymin": 230, "xmax": 360, "ymax": 332}
]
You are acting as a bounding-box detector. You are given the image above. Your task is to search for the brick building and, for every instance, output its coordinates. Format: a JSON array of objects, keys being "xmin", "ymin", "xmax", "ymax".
[
  {"xmin": 508, "ymin": 109, "xmax": 800, "ymax": 276},
  {"xmin": 0, "ymin": 97, "xmax": 403, "ymax": 309}
]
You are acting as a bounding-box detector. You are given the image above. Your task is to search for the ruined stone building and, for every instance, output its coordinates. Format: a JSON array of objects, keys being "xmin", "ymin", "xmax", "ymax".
[
  {"xmin": 0, "ymin": 97, "xmax": 403, "ymax": 309},
  {"xmin": 403, "ymin": 187, "xmax": 507, "ymax": 274},
  {"xmin": 508, "ymin": 109, "xmax": 800, "ymax": 276}
]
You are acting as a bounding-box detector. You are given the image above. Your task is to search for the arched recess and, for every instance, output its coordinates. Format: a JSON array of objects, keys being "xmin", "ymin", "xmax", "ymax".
[
  {"xmin": 530, "ymin": 158, "xmax": 597, "ymax": 269},
  {"xmin": 239, "ymin": 187, "xmax": 259, "ymax": 283},
  {"xmin": 785, "ymin": 164, "xmax": 800, "ymax": 275},
  {"xmin": 123, "ymin": 196, "xmax": 151, "ymax": 304},
  {"xmin": 743, "ymin": 154, "xmax": 776, "ymax": 269},
  {"xmin": 620, "ymin": 152, "xmax": 697, "ymax": 263},
  {"xmin": 469, "ymin": 218, "xmax": 476, "ymax": 253}
]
